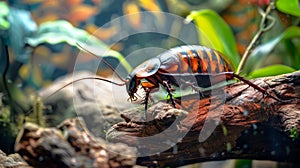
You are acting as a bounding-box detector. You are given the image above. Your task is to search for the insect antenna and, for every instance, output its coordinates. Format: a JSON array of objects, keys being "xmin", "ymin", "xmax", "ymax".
[
  {"xmin": 43, "ymin": 76, "xmax": 125, "ymax": 101},
  {"xmin": 76, "ymin": 42, "xmax": 128, "ymax": 82},
  {"xmin": 24, "ymin": 76, "xmax": 125, "ymax": 117},
  {"xmin": 25, "ymin": 43, "xmax": 129, "ymax": 117}
]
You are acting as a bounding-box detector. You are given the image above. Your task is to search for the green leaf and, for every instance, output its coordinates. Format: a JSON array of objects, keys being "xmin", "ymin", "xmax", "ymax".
[
  {"xmin": 26, "ymin": 20, "xmax": 132, "ymax": 73},
  {"xmin": 6, "ymin": 6, "xmax": 37, "ymax": 63},
  {"xmin": 244, "ymin": 26, "xmax": 300, "ymax": 73},
  {"xmin": 186, "ymin": 9, "xmax": 240, "ymax": 69},
  {"xmin": 289, "ymin": 126, "xmax": 299, "ymax": 140},
  {"xmin": 276, "ymin": 0, "xmax": 300, "ymax": 16},
  {"xmin": 0, "ymin": 2, "xmax": 9, "ymax": 30},
  {"xmin": 222, "ymin": 124, "xmax": 228, "ymax": 136},
  {"xmin": 249, "ymin": 64, "xmax": 296, "ymax": 78},
  {"xmin": 235, "ymin": 159, "xmax": 252, "ymax": 168}
]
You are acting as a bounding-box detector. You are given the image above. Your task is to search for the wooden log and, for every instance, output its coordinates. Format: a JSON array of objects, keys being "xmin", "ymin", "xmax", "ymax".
[
  {"xmin": 15, "ymin": 117, "xmax": 137, "ymax": 168},
  {"xmin": 106, "ymin": 71, "xmax": 300, "ymax": 167}
]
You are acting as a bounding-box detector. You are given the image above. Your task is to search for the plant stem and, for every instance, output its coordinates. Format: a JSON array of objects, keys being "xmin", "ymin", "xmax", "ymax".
[{"xmin": 236, "ymin": 2, "xmax": 275, "ymax": 74}]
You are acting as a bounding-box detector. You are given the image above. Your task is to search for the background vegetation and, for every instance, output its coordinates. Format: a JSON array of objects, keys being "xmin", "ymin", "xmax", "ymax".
[{"xmin": 0, "ymin": 0, "xmax": 299, "ymax": 167}]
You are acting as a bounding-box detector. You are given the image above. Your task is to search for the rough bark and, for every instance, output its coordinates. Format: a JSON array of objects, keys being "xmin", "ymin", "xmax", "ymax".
[
  {"xmin": 15, "ymin": 117, "xmax": 137, "ymax": 168},
  {"xmin": 15, "ymin": 71, "xmax": 300, "ymax": 167},
  {"xmin": 0, "ymin": 149, "xmax": 31, "ymax": 168},
  {"xmin": 106, "ymin": 71, "xmax": 300, "ymax": 167}
]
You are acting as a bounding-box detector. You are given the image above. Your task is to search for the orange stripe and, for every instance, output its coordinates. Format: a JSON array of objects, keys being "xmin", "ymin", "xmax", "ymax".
[
  {"xmin": 197, "ymin": 50, "xmax": 208, "ymax": 73},
  {"xmin": 190, "ymin": 51, "xmax": 199, "ymax": 73},
  {"xmin": 213, "ymin": 50, "xmax": 225, "ymax": 72},
  {"xmin": 178, "ymin": 52, "xmax": 189, "ymax": 73},
  {"xmin": 186, "ymin": 49, "xmax": 194, "ymax": 72},
  {"xmin": 213, "ymin": 50, "xmax": 221, "ymax": 72},
  {"xmin": 207, "ymin": 49, "xmax": 213, "ymax": 63},
  {"xmin": 206, "ymin": 49, "xmax": 217, "ymax": 73}
]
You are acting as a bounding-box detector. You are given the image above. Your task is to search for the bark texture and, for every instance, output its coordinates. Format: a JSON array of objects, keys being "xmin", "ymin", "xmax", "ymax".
[
  {"xmin": 15, "ymin": 71, "xmax": 300, "ymax": 167},
  {"xmin": 106, "ymin": 71, "xmax": 300, "ymax": 167},
  {"xmin": 15, "ymin": 118, "xmax": 137, "ymax": 168},
  {"xmin": 0, "ymin": 149, "xmax": 31, "ymax": 168}
]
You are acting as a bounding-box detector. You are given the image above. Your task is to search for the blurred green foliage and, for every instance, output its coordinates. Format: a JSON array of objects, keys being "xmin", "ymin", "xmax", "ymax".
[
  {"xmin": 24, "ymin": 97, "xmax": 46, "ymax": 127},
  {"xmin": 235, "ymin": 159, "xmax": 252, "ymax": 168},
  {"xmin": 276, "ymin": 0, "xmax": 300, "ymax": 17},
  {"xmin": 0, "ymin": 94, "xmax": 18, "ymax": 154},
  {"xmin": 188, "ymin": 1, "xmax": 299, "ymax": 78},
  {"xmin": 0, "ymin": 2, "xmax": 9, "ymax": 30},
  {"xmin": 245, "ymin": 26, "xmax": 300, "ymax": 74},
  {"xmin": 249, "ymin": 64, "xmax": 296, "ymax": 78},
  {"xmin": 186, "ymin": 9, "xmax": 240, "ymax": 69},
  {"xmin": 289, "ymin": 126, "xmax": 299, "ymax": 140},
  {"xmin": 1, "ymin": 2, "xmax": 37, "ymax": 63},
  {"xmin": 26, "ymin": 20, "xmax": 132, "ymax": 72},
  {"xmin": 0, "ymin": 0, "xmax": 297, "ymax": 94}
]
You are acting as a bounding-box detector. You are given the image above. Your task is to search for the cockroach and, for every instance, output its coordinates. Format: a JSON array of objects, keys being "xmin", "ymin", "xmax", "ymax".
[{"xmin": 47, "ymin": 44, "xmax": 283, "ymax": 113}]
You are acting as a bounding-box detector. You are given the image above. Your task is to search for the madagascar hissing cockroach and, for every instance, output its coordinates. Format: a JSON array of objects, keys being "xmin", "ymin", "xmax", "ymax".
[{"xmin": 47, "ymin": 44, "xmax": 284, "ymax": 113}]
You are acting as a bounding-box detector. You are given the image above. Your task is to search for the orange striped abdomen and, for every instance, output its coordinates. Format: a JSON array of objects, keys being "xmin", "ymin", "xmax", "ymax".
[{"xmin": 161, "ymin": 45, "xmax": 234, "ymax": 74}]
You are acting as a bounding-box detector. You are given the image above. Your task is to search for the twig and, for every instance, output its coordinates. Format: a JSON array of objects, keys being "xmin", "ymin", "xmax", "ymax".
[{"xmin": 236, "ymin": 1, "xmax": 276, "ymax": 74}]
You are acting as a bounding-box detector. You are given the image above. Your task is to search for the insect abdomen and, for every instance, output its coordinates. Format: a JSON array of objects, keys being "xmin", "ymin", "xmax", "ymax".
[{"xmin": 174, "ymin": 45, "xmax": 233, "ymax": 74}]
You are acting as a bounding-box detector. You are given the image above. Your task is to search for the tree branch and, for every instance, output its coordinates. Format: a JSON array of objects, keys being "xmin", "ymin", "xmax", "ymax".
[
  {"xmin": 107, "ymin": 71, "xmax": 300, "ymax": 167},
  {"xmin": 15, "ymin": 117, "xmax": 137, "ymax": 168},
  {"xmin": 15, "ymin": 71, "xmax": 300, "ymax": 167}
]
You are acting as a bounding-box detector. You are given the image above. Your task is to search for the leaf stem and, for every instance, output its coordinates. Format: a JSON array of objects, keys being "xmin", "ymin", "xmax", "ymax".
[{"xmin": 236, "ymin": 2, "xmax": 276, "ymax": 74}]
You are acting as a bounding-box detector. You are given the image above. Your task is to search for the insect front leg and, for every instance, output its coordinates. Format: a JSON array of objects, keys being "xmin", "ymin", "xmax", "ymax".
[
  {"xmin": 143, "ymin": 87, "xmax": 151, "ymax": 121},
  {"xmin": 144, "ymin": 88, "xmax": 151, "ymax": 111},
  {"xmin": 141, "ymin": 81, "xmax": 159, "ymax": 120}
]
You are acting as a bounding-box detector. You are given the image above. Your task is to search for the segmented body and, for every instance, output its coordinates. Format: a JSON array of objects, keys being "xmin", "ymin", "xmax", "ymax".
[
  {"xmin": 47, "ymin": 44, "xmax": 284, "ymax": 116},
  {"xmin": 158, "ymin": 45, "xmax": 233, "ymax": 74},
  {"xmin": 127, "ymin": 45, "xmax": 235, "ymax": 97}
]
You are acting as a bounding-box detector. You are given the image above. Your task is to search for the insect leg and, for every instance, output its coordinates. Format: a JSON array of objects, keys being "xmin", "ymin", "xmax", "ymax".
[
  {"xmin": 141, "ymin": 81, "xmax": 157, "ymax": 108},
  {"xmin": 224, "ymin": 72, "xmax": 287, "ymax": 102},
  {"xmin": 180, "ymin": 79, "xmax": 204, "ymax": 98},
  {"xmin": 144, "ymin": 88, "xmax": 151, "ymax": 121},
  {"xmin": 180, "ymin": 79, "xmax": 200, "ymax": 92},
  {"xmin": 162, "ymin": 81, "xmax": 176, "ymax": 108}
]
